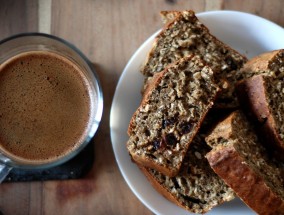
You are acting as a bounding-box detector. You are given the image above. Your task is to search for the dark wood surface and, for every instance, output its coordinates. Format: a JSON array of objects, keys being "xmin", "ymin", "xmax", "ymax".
[{"xmin": 0, "ymin": 0, "xmax": 284, "ymax": 214}]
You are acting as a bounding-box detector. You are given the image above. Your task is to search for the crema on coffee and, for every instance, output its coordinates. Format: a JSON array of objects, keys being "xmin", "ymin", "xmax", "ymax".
[{"xmin": 0, "ymin": 51, "xmax": 93, "ymax": 164}]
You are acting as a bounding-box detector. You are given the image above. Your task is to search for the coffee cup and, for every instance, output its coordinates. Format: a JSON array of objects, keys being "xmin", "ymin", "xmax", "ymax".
[{"xmin": 0, "ymin": 33, "xmax": 103, "ymax": 182}]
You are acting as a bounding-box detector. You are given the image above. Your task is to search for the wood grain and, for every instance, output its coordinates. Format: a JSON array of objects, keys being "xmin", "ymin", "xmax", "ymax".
[
  {"xmin": 0, "ymin": 0, "xmax": 38, "ymax": 40},
  {"xmin": 0, "ymin": 0, "xmax": 284, "ymax": 214}
]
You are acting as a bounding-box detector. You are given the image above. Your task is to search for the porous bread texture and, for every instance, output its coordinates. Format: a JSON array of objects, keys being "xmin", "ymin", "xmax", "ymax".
[
  {"xmin": 141, "ymin": 10, "xmax": 247, "ymax": 108},
  {"xmin": 160, "ymin": 11, "xmax": 181, "ymax": 24},
  {"xmin": 127, "ymin": 55, "xmax": 219, "ymax": 177},
  {"xmin": 236, "ymin": 75, "xmax": 284, "ymax": 160},
  {"xmin": 206, "ymin": 111, "xmax": 284, "ymax": 215},
  {"xmin": 236, "ymin": 49, "xmax": 284, "ymax": 160},
  {"xmin": 140, "ymin": 132, "xmax": 235, "ymax": 214},
  {"xmin": 240, "ymin": 49, "xmax": 284, "ymax": 79},
  {"xmin": 255, "ymin": 76, "xmax": 284, "ymax": 146}
]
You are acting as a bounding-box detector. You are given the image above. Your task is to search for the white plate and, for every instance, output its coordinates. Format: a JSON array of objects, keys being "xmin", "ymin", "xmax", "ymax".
[{"xmin": 110, "ymin": 10, "xmax": 284, "ymax": 215}]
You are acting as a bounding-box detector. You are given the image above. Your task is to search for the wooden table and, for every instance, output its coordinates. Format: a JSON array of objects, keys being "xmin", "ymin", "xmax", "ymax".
[{"xmin": 0, "ymin": 0, "xmax": 283, "ymax": 214}]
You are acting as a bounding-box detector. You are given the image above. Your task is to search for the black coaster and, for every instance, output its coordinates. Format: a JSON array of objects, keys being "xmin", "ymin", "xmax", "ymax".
[{"xmin": 3, "ymin": 142, "xmax": 94, "ymax": 182}]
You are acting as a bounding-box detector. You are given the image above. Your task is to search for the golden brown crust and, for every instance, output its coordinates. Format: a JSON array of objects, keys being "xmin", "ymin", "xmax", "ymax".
[
  {"xmin": 236, "ymin": 75, "xmax": 284, "ymax": 160},
  {"xmin": 143, "ymin": 10, "xmax": 247, "ymax": 78},
  {"xmin": 139, "ymin": 165, "xmax": 185, "ymax": 206},
  {"xmin": 131, "ymin": 153, "xmax": 177, "ymax": 177},
  {"xmin": 129, "ymin": 54, "xmax": 195, "ymax": 135},
  {"xmin": 144, "ymin": 10, "xmax": 248, "ymax": 108},
  {"xmin": 127, "ymin": 70, "xmax": 164, "ymax": 135},
  {"xmin": 128, "ymin": 104, "xmax": 211, "ymax": 177},
  {"xmin": 206, "ymin": 145, "xmax": 284, "ymax": 215},
  {"xmin": 129, "ymin": 104, "xmax": 211, "ymax": 177},
  {"xmin": 127, "ymin": 55, "xmax": 219, "ymax": 177},
  {"xmin": 160, "ymin": 10, "xmax": 181, "ymax": 24},
  {"xmin": 240, "ymin": 50, "xmax": 281, "ymax": 75},
  {"xmin": 205, "ymin": 112, "xmax": 234, "ymax": 143},
  {"xmin": 142, "ymin": 11, "xmax": 199, "ymax": 76},
  {"xmin": 128, "ymin": 106, "xmax": 213, "ymax": 177}
]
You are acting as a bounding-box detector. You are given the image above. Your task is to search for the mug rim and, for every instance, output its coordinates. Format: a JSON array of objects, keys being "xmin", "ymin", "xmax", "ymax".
[{"xmin": 0, "ymin": 33, "xmax": 103, "ymax": 170}]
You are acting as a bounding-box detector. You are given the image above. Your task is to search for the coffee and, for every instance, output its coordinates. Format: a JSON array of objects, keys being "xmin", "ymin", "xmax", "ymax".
[{"xmin": 0, "ymin": 51, "xmax": 93, "ymax": 164}]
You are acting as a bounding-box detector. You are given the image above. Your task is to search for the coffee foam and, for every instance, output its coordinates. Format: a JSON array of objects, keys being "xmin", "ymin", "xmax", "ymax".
[{"xmin": 0, "ymin": 51, "xmax": 93, "ymax": 165}]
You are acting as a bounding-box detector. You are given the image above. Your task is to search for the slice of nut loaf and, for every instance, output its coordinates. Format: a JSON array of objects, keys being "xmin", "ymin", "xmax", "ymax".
[
  {"xmin": 142, "ymin": 10, "xmax": 247, "ymax": 108},
  {"xmin": 237, "ymin": 49, "xmax": 284, "ymax": 160},
  {"xmin": 236, "ymin": 75, "xmax": 284, "ymax": 161},
  {"xmin": 205, "ymin": 111, "xmax": 284, "ymax": 214},
  {"xmin": 140, "ymin": 132, "xmax": 235, "ymax": 214},
  {"xmin": 240, "ymin": 49, "xmax": 284, "ymax": 79},
  {"xmin": 127, "ymin": 55, "xmax": 219, "ymax": 177}
]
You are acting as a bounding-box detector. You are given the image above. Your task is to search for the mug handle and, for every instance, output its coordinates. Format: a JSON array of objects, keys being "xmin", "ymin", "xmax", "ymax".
[{"xmin": 0, "ymin": 163, "xmax": 12, "ymax": 183}]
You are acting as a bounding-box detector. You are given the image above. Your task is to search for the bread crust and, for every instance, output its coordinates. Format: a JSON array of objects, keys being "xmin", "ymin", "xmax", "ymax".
[
  {"xmin": 131, "ymin": 111, "xmax": 237, "ymax": 213},
  {"xmin": 206, "ymin": 145, "xmax": 284, "ymax": 215},
  {"xmin": 139, "ymin": 165, "xmax": 189, "ymax": 209},
  {"xmin": 143, "ymin": 10, "xmax": 247, "ymax": 108},
  {"xmin": 236, "ymin": 75, "xmax": 284, "ymax": 160},
  {"xmin": 141, "ymin": 11, "xmax": 200, "ymax": 77},
  {"xmin": 130, "ymin": 152, "xmax": 177, "ymax": 177},
  {"xmin": 128, "ymin": 68, "xmax": 181, "ymax": 177},
  {"xmin": 240, "ymin": 50, "xmax": 282, "ymax": 75},
  {"xmin": 127, "ymin": 69, "xmax": 164, "ymax": 135},
  {"xmin": 127, "ymin": 55, "xmax": 219, "ymax": 177},
  {"xmin": 128, "ymin": 100, "xmax": 214, "ymax": 176},
  {"xmin": 160, "ymin": 10, "xmax": 181, "ymax": 24},
  {"xmin": 139, "ymin": 165, "xmax": 216, "ymax": 214}
]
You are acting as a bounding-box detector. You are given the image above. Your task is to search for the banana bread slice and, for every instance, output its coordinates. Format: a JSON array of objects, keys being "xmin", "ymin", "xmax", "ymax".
[
  {"xmin": 140, "ymin": 132, "xmax": 235, "ymax": 214},
  {"xmin": 206, "ymin": 111, "xmax": 284, "ymax": 214},
  {"xmin": 142, "ymin": 10, "xmax": 247, "ymax": 108},
  {"xmin": 237, "ymin": 49, "xmax": 284, "ymax": 160},
  {"xmin": 240, "ymin": 49, "xmax": 284, "ymax": 79},
  {"xmin": 236, "ymin": 75, "xmax": 284, "ymax": 160},
  {"xmin": 127, "ymin": 55, "xmax": 219, "ymax": 177}
]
